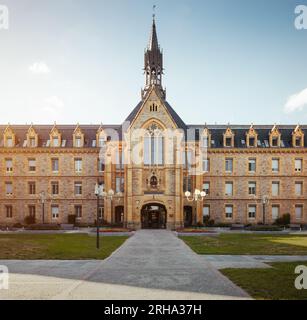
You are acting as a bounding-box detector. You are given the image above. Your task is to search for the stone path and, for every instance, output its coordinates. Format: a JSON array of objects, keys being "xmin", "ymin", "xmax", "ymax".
[
  {"xmin": 200, "ymin": 255, "xmax": 307, "ymax": 269},
  {"xmin": 0, "ymin": 230, "xmax": 250, "ymax": 300}
]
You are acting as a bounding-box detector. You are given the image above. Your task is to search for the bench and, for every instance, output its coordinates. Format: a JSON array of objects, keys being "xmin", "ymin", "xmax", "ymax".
[
  {"xmin": 290, "ymin": 224, "xmax": 301, "ymax": 231},
  {"xmin": 231, "ymin": 224, "xmax": 245, "ymax": 230}
]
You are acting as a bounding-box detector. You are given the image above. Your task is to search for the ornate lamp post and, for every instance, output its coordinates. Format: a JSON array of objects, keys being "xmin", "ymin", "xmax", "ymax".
[
  {"xmin": 40, "ymin": 191, "xmax": 46, "ymax": 224},
  {"xmin": 184, "ymin": 189, "xmax": 207, "ymax": 225},
  {"xmin": 185, "ymin": 189, "xmax": 207, "ymax": 202},
  {"xmin": 262, "ymin": 195, "xmax": 269, "ymax": 225},
  {"xmin": 94, "ymin": 183, "xmax": 104, "ymax": 249}
]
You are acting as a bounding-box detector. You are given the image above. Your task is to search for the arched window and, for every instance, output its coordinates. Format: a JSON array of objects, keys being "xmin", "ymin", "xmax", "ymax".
[{"xmin": 144, "ymin": 123, "xmax": 164, "ymax": 166}]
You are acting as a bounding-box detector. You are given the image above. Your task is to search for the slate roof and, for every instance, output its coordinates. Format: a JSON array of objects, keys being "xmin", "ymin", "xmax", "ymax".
[{"xmin": 0, "ymin": 124, "xmax": 306, "ymax": 149}]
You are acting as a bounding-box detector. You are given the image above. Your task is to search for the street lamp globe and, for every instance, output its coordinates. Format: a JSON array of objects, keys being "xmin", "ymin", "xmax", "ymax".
[{"xmin": 185, "ymin": 191, "xmax": 191, "ymax": 198}]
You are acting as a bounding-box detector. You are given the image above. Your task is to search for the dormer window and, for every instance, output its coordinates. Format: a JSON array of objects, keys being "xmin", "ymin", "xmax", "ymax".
[
  {"xmin": 201, "ymin": 128, "xmax": 211, "ymax": 149},
  {"xmin": 73, "ymin": 124, "xmax": 84, "ymax": 148},
  {"xmin": 29, "ymin": 138, "xmax": 36, "ymax": 147},
  {"xmin": 223, "ymin": 127, "xmax": 234, "ymax": 148},
  {"xmin": 225, "ymin": 137, "xmax": 232, "ymax": 147},
  {"xmin": 246, "ymin": 124, "xmax": 258, "ymax": 148},
  {"xmin": 295, "ymin": 137, "xmax": 302, "ymax": 147},
  {"xmin": 271, "ymin": 137, "xmax": 279, "ymax": 147},
  {"xmin": 249, "ymin": 137, "xmax": 255, "ymax": 147},
  {"xmin": 269, "ymin": 125, "xmax": 281, "ymax": 148},
  {"xmin": 53, "ymin": 137, "xmax": 59, "ymax": 147},
  {"xmin": 292, "ymin": 125, "xmax": 304, "ymax": 147},
  {"xmin": 75, "ymin": 137, "xmax": 82, "ymax": 148},
  {"xmin": 98, "ymin": 135, "xmax": 106, "ymax": 148},
  {"xmin": 6, "ymin": 137, "xmax": 13, "ymax": 147}
]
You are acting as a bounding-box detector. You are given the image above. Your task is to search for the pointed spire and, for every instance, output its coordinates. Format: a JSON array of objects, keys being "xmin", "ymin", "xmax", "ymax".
[{"xmin": 148, "ymin": 16, "xmax": 159, "ymax": 51}]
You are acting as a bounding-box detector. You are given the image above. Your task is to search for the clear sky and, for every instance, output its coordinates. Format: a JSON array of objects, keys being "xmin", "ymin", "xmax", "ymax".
[{"xmin": 0, "ymin": 0, "xmax": 307, "ymax": 125}]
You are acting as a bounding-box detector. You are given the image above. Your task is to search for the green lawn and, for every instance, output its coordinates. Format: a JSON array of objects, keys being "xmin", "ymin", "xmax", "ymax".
[
  {"xmin": 221, "ymin": 261, "xmax": 307, "ymax": 300},
  {"xmin": 0, "ymin": 234, "xmax": 128, "ymax": 260},
  {"xmin": 181, "ymin": 234, "xmax": 307, "ymax": 255}
]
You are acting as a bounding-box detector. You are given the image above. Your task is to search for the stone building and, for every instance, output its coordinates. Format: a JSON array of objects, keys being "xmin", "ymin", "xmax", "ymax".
[{"xmin": 0, "ymin": 18, "xmax": 306, "ymax": 229}]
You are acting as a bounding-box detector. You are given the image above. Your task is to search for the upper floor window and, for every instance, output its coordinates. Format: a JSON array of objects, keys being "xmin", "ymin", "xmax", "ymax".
[
  {"xmin": 248, "ymin": 182, "xmax": 256, "ymax": 195},
  {"xmin": 272, "ymin": 181, "xmax": 280, "ymax": 196},
  {"xmin": 28, "ymin": 182, "xmax": 36, "ymax": 195},
  {"xmin": 248, "ymin": 158, "xmax": 256, "ymax": 172},
  {"xmin": 28, "ymin": 158, "xmax": 36, "ymax": 172},
  {"xmin": 271, "ymin": 137, "xmax": 279, "ymax": 147},
  {"xmin": 51, "ymin": 181, "xmax": 59, "ymax": 195},
  {"xmin": 116, "ymin": 177, "xmax": 125, "ymax": 193},
  {"xmin": 150, "ymin": 103, "xmax": 158, "ymax": 112},
  {"xmin": 225, "ymin": 137, "xmax": 232, "ymax": 147},
  {"xmin": 225, "ymin": 182, "xmax": 233, "ymax": 196},
  {"xmin": 5, "ymin": 159, "xmax": 13, "ymax": 173},
  {"xmin": 225, "ymin": 158, "xmax": 233, "ymax": 173},
  {"xmin": 5, "ymin": 182, "xmax": 13, "ymax": 195},
  {"xmin": 51, "ymin": 158, "xmax": 59, "ymax": 172},
  {"xmin": 202, "ymin": 158, "xmax": 210, "ymax": 172},
  {"xmin": 202, "ymin": 182, "xmax": 210, "ymax": 195},
  {"xmin": 74, "ymin": 182, "xmax": 82, "ymax": 195},
  {"xmin": 295, "ymin": 159, "xmax": 303, "ymax": 172},
  {"xmin": 143, "ymin": 123, "xmax": 164, "ymax": 166},
  {"xmin": 295, "ymin": 182, "xmax": 303, "ymax": 196},
  {"xmin": 74, "ymin": 158, "xmax": 82, "ymax": 173},
  {"xmin": 272, "ymin": 159, "xmax": 279, "ymax": 173}
]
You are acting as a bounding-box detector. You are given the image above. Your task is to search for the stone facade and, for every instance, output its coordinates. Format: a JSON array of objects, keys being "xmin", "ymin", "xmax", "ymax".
[{"xmin": 0, "ymin": 18, "xmax": 306, "ymax": 229}]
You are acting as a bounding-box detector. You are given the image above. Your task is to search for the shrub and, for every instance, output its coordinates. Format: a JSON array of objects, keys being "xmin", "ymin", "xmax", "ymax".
[
  {"xmin": 274, "ymin": 213, "xmax": 291, "ymax": 226},
  {"xmin": 24, "ymin": 215, "xmax": 36, "ymax": 225},
  {"xmin": 213, "ymin": 223, "xmax": 232, "ymax": 228},
  {"xmin": 203, "ymin": 216, "xmax": 215, "ymax": 227},
  {"xmin": 246, "ymin": 225, "xmax": 283, "ymax": 231},
  {"xmin": 68, "ymin": 215, "xmax": 76, "ymax": 225},
  {"xmin": 25, "ymin": 224, "xmax": 60, "ymax": 230},
  {"xmin": 13, "ymin": 223, "xmax": 23, "ymax": 228}
]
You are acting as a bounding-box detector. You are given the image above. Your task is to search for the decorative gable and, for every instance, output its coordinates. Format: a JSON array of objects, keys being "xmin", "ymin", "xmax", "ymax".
[
  {"xmin": 269, "ymin": 124, "xmax": 281, "ymax": 147},
  {"xmin": 292, "ymin": 125, "xmax": 304, "ymax": 147},
  {"xmin": 26, "ymin": 124, "xmax": 38, "ymax": 147},
  {"xmin": 49, "ymin": 123, "xmax": 62, "ymax": 147},
  {"xmin": 223, "ymin": 126, "xmax": 234, "ymax": 147},
  {"xmin": 73, "ymin": 124, "xmax": 84, "ymax": 148},
  {"xmin": 3, "ymin": 124, "xmax": 16, "ymax": 147},
  {"xmin": 246, "ymin": 124, "xmax": 258, "ymax": 147},
  {"xmin": 96, "ymin": 124, "xmax": 107, "ymax": 148},
  {"xmin": 201, "ymin": 127, "xmax": 211, "ymax": 148}
]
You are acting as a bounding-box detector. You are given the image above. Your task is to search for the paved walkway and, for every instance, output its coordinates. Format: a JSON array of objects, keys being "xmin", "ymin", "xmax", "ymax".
[
  {"xmin": 0, "ymin": 230, "xmax": 250, "ymax": 300},
  {"xmin": 201, "ymin": 255, "xmax": 307, "ymax": 269}
]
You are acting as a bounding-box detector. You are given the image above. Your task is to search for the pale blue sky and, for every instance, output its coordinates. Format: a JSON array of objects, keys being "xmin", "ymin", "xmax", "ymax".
[{"xmin": 0, "ymin": 0, "xmax": 307, "ymax": 124}]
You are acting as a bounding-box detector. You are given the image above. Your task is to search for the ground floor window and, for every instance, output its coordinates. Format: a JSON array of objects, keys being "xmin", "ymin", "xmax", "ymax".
[
  {"xmin": 98, "ymin": 206, "xmax": 104, "ymax": 220},
  {"xmin": 28, "ymin": 205, "xmax": 36, "ymax": 217},
  {"xmin": 225, "ymin": 205, "xmax": 233, "ymax": 219},
  {"xmin": 248, "ymin": 205, "xmax": 256, "ymax": 219},
  {"xmin": 272, "ymin": 205, "xmax": 279, "ymax": 221},
  {"xmin": 75, "ymin": 205, "xmax": 82, "ymax": 219},
  {"xmin": 5, "ymin": 205, "xmax": 13, "ymax": 218},
  {"xmin": 51, "ymin": 205, "xmax": 59, "ymax": 219},
  {"xmin": 202, "ymin": 206, "xmax": 210, "ymax": 224},
  {"xmin": 295, "ymin": 205, "xmax": 303, "ymax": 221}
]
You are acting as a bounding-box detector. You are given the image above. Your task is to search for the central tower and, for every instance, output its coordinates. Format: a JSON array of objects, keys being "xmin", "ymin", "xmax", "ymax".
[{"xmin": 142, "ymin": 16, "xmax": 166, "ymax": 99}]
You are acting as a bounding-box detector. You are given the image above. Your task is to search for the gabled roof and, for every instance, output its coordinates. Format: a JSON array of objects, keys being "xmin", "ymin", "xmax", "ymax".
[{"xmin": 124, "ymin": 98, "xmax": 186, "ymax": 130}]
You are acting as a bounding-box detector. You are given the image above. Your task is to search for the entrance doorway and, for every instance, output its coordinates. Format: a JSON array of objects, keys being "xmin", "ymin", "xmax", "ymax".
[
  {"xmin": 184, "ymin": 206, "xmax": 193, "ymax": 227},
  {"xmin": 115, "ymin": 206, "xmax": 124, "ymax": 226},
  {"xmin": 141, "ymin": 203, "xmax": 167, "ymax": 229}
]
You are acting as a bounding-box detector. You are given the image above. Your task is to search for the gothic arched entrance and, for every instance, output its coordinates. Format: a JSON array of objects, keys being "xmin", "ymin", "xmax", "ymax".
[{"xmin": 141, "ymin": 203, "xmax": 167, "ymax": 229}]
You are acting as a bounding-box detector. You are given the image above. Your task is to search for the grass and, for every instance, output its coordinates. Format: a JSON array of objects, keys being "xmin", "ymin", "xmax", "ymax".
[
  {"xmin": 221, "ymin": 261, "xmax": 307, "ymax": 300},
  {"xmin": 0, "ymin": 234, "xmax": 128, "ymax": 260},
  {"xmin": 180, "ymin": 234, "xmax": 307, "ymax": 255}
]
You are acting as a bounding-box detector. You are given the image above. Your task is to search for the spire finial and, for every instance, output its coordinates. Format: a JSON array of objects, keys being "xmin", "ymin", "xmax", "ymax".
[{"xmin": 153, "ymin": 5, "xmax": 156, "ymax": 20}]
